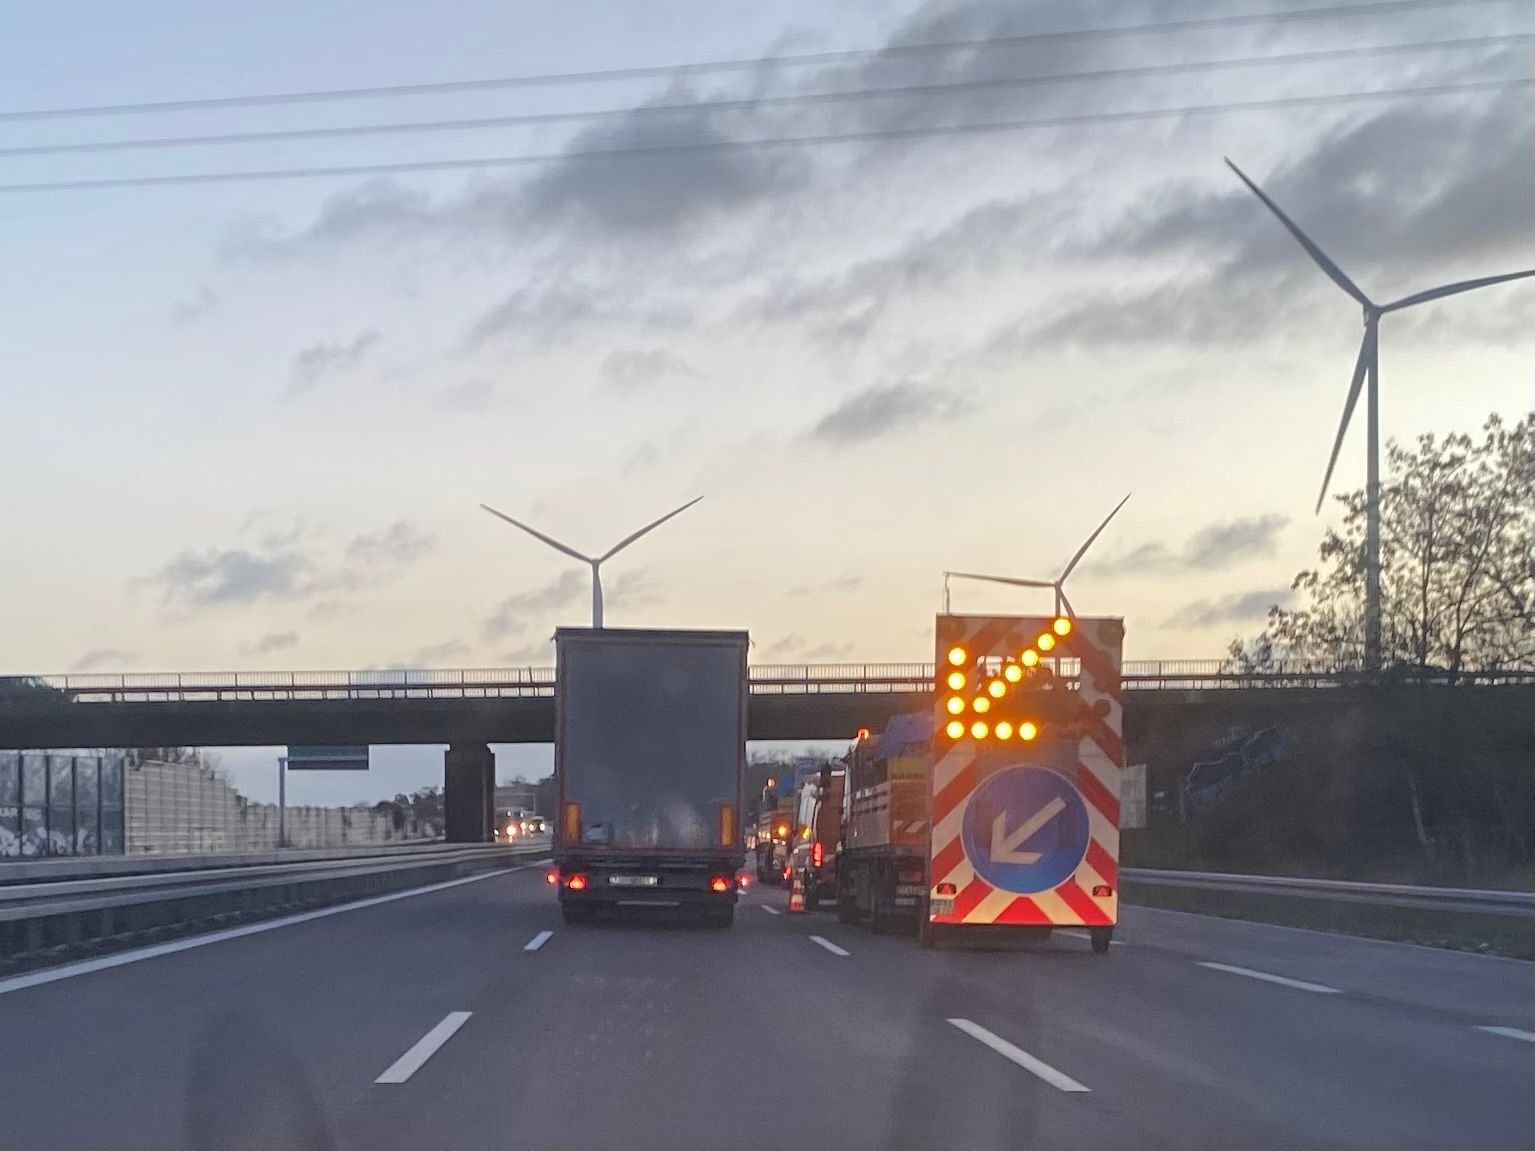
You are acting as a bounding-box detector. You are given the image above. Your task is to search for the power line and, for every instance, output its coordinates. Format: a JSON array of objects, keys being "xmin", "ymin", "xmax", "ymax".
[
  {"xmin": 2, "ymin": 34, "xmax": 1521, "ymax": 161},
  {"xmin": 2, "ymin": 77, "xmax": 1524, "ymax": 195},
  {"xmin": 1, "ymin": 0, "xmax": 1522, "ymax": 123}
]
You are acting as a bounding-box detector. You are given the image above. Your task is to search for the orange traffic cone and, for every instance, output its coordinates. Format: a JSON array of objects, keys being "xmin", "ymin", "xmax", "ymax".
[{"xmin": 788, "ymin": 873, "xmax": 806, "ymax": 914}]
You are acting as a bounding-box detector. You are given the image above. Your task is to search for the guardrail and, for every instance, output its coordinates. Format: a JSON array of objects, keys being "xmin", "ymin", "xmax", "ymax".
[
  {"xmin": 1121, "ymin": 868, "xmax": 1535, "ymax": 917},
  {"xmin": 5, "ymin": 663, "xmax": 1531, "ymax": 703},
  {"xmin": 0, "ymin": 840, "xmax": 550, "ymax": 964}
]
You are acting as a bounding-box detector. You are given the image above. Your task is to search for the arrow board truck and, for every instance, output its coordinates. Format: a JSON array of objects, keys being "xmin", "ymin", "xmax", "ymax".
[
  {"xmin": 925, "ymin": 612, "xmax": 1125, "ymax": 951},
  {"xmin": 553, "ymin": 627, "xmax": 748, "ymax": 927}
]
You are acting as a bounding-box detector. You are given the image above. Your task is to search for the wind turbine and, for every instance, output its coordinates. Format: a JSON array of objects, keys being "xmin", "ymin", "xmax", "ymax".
[
  {"xmin": 945, "ymin": 494, "xmax": 1131, "ymax": 618},
  {"xmin": 1225, "ymin": 158, "xmax": 1535, "ymax": 672},
  {"xmin": 479, "ymin": 496, "xmax": 703, "ymax": 628}
]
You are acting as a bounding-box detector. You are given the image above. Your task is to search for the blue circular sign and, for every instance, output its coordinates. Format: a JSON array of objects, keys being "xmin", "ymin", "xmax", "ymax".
[{"xmin": 961, "ymin": 764, "xmax": 1090, "ymax": 894}]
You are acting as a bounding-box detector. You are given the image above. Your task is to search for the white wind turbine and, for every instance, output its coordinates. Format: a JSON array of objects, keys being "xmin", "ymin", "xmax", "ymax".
[
  {"xmin": 1225, "ymin": 158, "xmax": 1535, "ymax": 672},
  {"xmin": 945, "ymin": 494, "xmax": 1131, "ymax": 618},
  {"xmin": 479, "ymin": 496, "xmax": 703, "ymax": 628}
]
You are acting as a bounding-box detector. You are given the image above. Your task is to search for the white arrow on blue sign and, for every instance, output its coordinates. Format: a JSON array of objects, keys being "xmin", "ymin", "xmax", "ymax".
[{"xmin": 960, "ymin": 765, "xmax": 1089, "ymax": 894}]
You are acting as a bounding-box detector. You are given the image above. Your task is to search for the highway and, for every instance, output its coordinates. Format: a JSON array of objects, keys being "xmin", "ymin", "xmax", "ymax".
[{"xmin": 0, "ymin": 860, "xmax": 1529, "ymax": 1151}]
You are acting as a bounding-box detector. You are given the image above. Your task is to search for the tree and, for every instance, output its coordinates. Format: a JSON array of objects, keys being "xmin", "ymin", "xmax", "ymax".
[{"xmin": 1233, "ymin": 412, "xmax": 1534, "ymax": 676}]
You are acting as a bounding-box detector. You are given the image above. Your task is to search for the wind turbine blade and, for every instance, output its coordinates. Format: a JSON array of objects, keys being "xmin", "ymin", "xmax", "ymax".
[
  {"xmin": 1224, "ymin": 158, "xmax": 1373, "ymax": 310},
  {"xmin": 479, "ymin": 504, "xmax": 592, "ymax": 563},
  {"xmin": 945, "ymin": 571, "xmax": 1055, "ymax": 589},
  {"xmin": 1381, "ymin": 268, "xmax": 1535, "ymax": 313},
  {"xmin": 1059, "ymin": 493, "xmax": 1132, "ymax": 582},
  {"xmin": 599, "ymin": 495, "xmax": 704, "ymax": 561},
  {"xmin": 1058, "ymin": 588, "xmax": 1077, "ymax": 619},
  {"xmin": 1316, "ymin": 328, "xmax": 1371, "ymax": 514}
]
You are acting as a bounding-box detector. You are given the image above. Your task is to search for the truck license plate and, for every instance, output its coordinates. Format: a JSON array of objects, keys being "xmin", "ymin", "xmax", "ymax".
[
  {"xmin": 608, "ymin": 875, "xmax": 659, "ymax": 887},
  {"xmin": 930, "ymin": 898, "xmax": 955, "ymax": 917}
]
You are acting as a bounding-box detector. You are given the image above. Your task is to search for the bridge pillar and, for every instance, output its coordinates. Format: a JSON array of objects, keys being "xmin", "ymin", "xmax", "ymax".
[{"xmin": 444, "ymin": 742, "xmax": 495, "ymax": 843}]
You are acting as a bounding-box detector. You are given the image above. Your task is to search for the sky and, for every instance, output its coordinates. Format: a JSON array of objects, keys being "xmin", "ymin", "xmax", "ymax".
[{"xmin": 2, "ymin": 0, "xmax": 1531, "ymax": 802}]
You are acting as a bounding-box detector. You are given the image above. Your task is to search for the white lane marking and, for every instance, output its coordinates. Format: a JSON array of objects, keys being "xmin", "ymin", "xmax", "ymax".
[
  {"xmin": 946, "ymin": 1018, "xmax": 1090, "ymax": 1093},
  {"xmin": 523, "ymin": 930, "xmax": 554, "ymax": 952},
  {"xmin": 760, "ymin": 905, "xmax": 782, "ymax": 916},
  {"xmin": 0, "ymin": 864, "xmax": 539, "ymax": 997},
  {"xmin": 1059, "ymin": 930, "xmax": 1126, "ymax": 947},
  {"xmin": 1197, "ymin": 961, "xmax": 1342, "ymax": 994},
  {"xmin": 1476, "ymin": 1025, "xmax": 1535, "ymax": 1043},
  {"xmin": 808, "ymin": 935, "xmax": 850, "ymax": 957},
  {"xmin": 375, "ymin": 1012, "xmax": 473, "ymax": 1084}
]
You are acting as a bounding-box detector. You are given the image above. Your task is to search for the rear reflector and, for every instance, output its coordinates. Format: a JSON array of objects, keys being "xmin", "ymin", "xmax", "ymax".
[
  {"xmin": 935, "ymin": 882, "xmax": 957, "ymax": 897},
  {"xmin": 1092, "ymin": 884, "xmax": 1113, "ymax": 897},
  {"xmin": 719, "ymin": 803, "xmax": 737, "ymax": 848},
  {"xmin": 561, "ymin": 801, "xmax": 581, "ymax": 843},
  {"xmin": 564, "ymin": 874, "xmax": 588, "ymax": 892},
  {"xmin": 709, "ymin": 876, "xmax": 731, "ymax": 893}
]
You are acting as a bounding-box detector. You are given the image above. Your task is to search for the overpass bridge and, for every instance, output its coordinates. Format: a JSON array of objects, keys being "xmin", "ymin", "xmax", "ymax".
[{"xmin": 5, "ymin": 662, "xmax": 1531, "ymax": 842}]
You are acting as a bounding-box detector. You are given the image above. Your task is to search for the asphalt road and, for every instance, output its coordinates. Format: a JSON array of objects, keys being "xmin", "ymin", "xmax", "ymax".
[{"xmin": 0, "ymin": 862, "xmax": 1529, "ymax": 1151}]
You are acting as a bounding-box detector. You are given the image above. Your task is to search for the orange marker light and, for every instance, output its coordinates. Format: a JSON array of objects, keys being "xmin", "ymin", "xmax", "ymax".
[
  {"xmin": 1021, "ymin": 649, "xmax": 1040, "ymax": 667},
  {"xmin": 946, "ymin": 696, "xmax": 965, "ymax": 715},
  {"xmin": 947, "ymin": 645, "xmax": 968, "ymax": 667},
  {"xmin": 1003, "ymin": 663, "xmax": 1023, "ymax": 683},
  {"xmin": 1038, "ymin": 633, "xmax": 1056, "ymax": 652},
  {"xmin": 1020, "ymin": 721, "xmax": 1038, "ymax": 741},
  {"xmin": 947, "ymin": 671, "xmax": 967, "ymax": 690},
  {"xmin": 1053, "ymin": 617, "xmax": 1073, "ymax": 636},
  {"xmin": 995, "ymin": 721, "xmax": 1014, "ymax": 740},
  {"xmin": 970, "ymin": 720, "xmax": 989, "ymax": 739},
  {"xmin": 987, "ymin": 679, "xmax": 1006, "ymax": 699},
  {"xmin": 945, "ymin": 720, "xmax": 966, "ymax": 739},
  {"xmin": 972, "ymin": 696, "xmax": 990, "ymax": 714}
]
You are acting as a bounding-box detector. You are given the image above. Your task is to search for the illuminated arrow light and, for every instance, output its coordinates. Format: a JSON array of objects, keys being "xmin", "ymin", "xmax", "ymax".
[
  {"xmin": 1020, "ymin": 650, "xmax": 1040, "ymax": 667},
  {"xmin": 986, "ymin": 679, "xmax": 1006, "ymax": 699},
  {"xmin": 1037, "ymin": 633, "xmax": 1056, "ymax": 652},
  {"xmin": 1019, "ymin": 721, "xmax": 1039, "ymax": 741},
  {"xmin": 945, "ymin": 719, "xmax": 966, "ymax": 740},
  {"xmin": 947, "ymin": 670, "xmax": 966, "ymax": 690},
  {"xmin": 1053, "ymin": 617, "xmax": 1073, "ymax": 636},
  {"xmin": 945, "ymin": 696, "xmax": 965, "ymax": 715},
  {"xmin": 970, "ymin": 720, "xmax": 989, "ymax": 739},
  {"xmin": 994, "ymin": 720, "xmax": 1014, "ymax": 740},
  {"xmin": 946, "ymin": 646, "xmax": 968, "ymax": 667},
  {"xmin": 971, "ymin": 696, "xmax": 991, "ymax": 714},
  {"xmin": 1003, "ymin": 663, "xmax": 1023, "ymax": 683}
]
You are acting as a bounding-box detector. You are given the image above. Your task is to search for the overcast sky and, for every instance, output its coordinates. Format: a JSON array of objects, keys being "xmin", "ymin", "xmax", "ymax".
[{"xmin": 2, "ymin": 0, "xmax": 1530, "ymax": 801}]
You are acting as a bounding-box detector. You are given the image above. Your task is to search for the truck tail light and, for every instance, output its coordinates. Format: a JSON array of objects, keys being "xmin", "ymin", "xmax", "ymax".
[
  {"xmin": 545, "ymin": 869, "xmax": 559, "ymax": 886},
  {"xmin": 737, "ymin": 873, "xmax": 751, "ymax": 889},
  {"xmin": 564, "ymin": 874, "xmax": 588, "ymax": 892},
  {"xmin": 782, "ymin": 865, "xmax": 791, "ymax": 880},
  {"xmin": 709, "ymin": 876, "xmax": 731, "ymax": 893},
  {"xmin": 1092, "ymin": 885, "xmax": 1114, "ymax": 897},
  {"xmin": 935, "ymin": 882, "xmax": 957, "ymax": 896},
  {"xmin": 812, "ymin": 842, "xmax": 823, "ymax": 869}
]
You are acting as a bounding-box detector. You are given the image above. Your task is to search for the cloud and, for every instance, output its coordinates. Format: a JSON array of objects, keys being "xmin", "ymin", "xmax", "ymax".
[
  {"xmin": 1163, "ymin": 588, "xmax": 1292, "ymax": 629},
  {"xmin": 763, "ymin": 634, "xmax": 805, "ymax": 658},
  {"xmin": 410, "ymin": 638, "xmax": 469, "ymax": 664},
  {"xmin": 605, "ymin": 568, "xmax": 663, "ymax": 611},
  {"xmin": 433, "ymin": 378, "xmax": 496, "ymax": 412},
  {"xmin": 288, "ymin": 329, "xmax": 381, "ymax": 395},
  {"xmin": 803, "ymin": 641, "xmax": 855, "ymax": 662},
  {"xmin": 72, "ymin": 648, "xmax": 138, "ymax": 671},
  {"xmin": 464, "ymin": 281, "xmax": 685, "ymax": 349},
  {"xmin": 242, "ymin": 631, "xmax": 299, "ymax": 656},
  {"xmin": 346, "ymin": 521, "xmax": 435, "ymax": 567},
  {"xmin": 142, "ymin": 548, "xmax": 314, "ymax": 608},
  {"xmin": 500, "ymin": 638, "xmax": 556, "ymax": 665},
  {"xmin": 601, "ymin": 348, "xmax": 696, "ymax": 392},
  {"xmin": 1090, "ymin": 513, "xmax": 1288, "ymax": 577},
  {"xmin": 482, "ymin": 570, "xmax": 587, "ymax": 640},
  {"xmin": 788, "ymin": 574, "xmax": 863, "ymax": 598},
  {"xmin": 805, "ymin": 382, "xmax": 958, "ymax": 444},
  {"xmin": 172, "ymin": 285, "xmax": 218, "ymax": 325}
]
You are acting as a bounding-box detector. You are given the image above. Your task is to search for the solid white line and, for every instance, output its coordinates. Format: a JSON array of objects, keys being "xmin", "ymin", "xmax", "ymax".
[
  {"xmin": 523, "ymin": 930, "xmax": 554, "ymax": 952},
  {"xmin": 1476, "ymin": 1025, "xmax": 1535, "ymax": 1043},
  {"xmin": 0, "ymin": 864, "xmax": 535, "ymax": 997},
  {"xmin": 946, "ymin": 1018, "xmax": 1090, "ymax": 1093},
  {"xmin": 760, "ymin": 905, "xmax": 782, "ymax": 916},
  {"xmin": 808, "ymin": 935, "xmax": 850, "ymax": 957},
  {"xmin": 375, "ymin": 1011, "xmax": 473, "ymax": 1084},
  {"xmin": 1198, "ymin": 961, "xmax": 1342, "ymax": 994}
]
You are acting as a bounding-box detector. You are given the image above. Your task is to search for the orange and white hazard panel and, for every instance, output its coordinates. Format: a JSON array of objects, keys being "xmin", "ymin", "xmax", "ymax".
[{"xmin": 928, "ymin": 613, "xmax": 1124, "ymax": 928}]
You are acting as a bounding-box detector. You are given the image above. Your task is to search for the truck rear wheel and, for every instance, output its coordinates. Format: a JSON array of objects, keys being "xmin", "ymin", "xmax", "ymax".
[{"xmin": 1090, "ymin": 926, "xmax": 1114, "ymax": 953}]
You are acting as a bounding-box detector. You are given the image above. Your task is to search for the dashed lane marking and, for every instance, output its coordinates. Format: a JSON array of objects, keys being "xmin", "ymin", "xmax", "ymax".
[{"xmin": 946, "ymin": 1018, "xmax": 1091, "ymax": 1092}]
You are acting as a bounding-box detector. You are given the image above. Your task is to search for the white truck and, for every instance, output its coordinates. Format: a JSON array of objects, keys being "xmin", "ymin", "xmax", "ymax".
[{"xmin": 551, "ymin": 627, "xmax": 749, "ymax": 927}]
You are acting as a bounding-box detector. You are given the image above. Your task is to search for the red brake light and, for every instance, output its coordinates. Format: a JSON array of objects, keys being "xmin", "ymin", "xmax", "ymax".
[
  {"xmin": 545, "ymin": 869, "xmax": 559, "ymax": 886},
  {"xmin": 709, "ymin": 876, "xmax": 731, "ymax": 893},
  {"xmin": 782, "ymin": 865, "xmax": 791, "ymax": 879},
  {"xmin": 1092, "ymin": 884, "xmax": 1114, "ymax": 897},
  {"xmin": 737, "ymin": 873, "xmax": 751, "ymax": 889},
  {"xmin": 936, "ymin": 882, "xmax": 957, "ymax": 896},
  {"xmin": 564, "ymin": 874, "xmax": 588, "ymax": 892},
  {"xmin": 812, "ymin": 842, "xmax": 823, "ymax": 868}
]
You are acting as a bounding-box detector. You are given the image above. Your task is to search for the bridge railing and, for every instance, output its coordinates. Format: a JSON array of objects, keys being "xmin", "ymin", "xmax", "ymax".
[{"xmin": 5, "ymin": 662, "xmax": 1532, "ymax": 703}]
